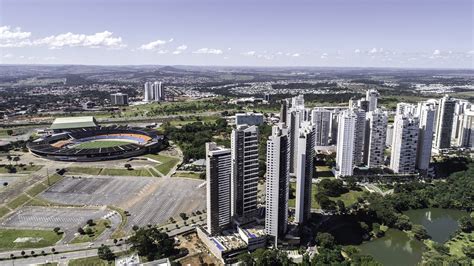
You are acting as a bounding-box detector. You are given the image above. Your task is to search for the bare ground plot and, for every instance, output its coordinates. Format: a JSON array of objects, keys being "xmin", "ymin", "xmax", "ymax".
[
  {"xmin": 0, "ymin": 206, "xmax": 108, "ymax": 230},
  {"xmin": 40, "ymin": 176, "xmax": 154, "ymax": 206}
]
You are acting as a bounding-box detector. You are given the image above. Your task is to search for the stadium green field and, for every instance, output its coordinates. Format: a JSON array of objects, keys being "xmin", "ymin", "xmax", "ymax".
[{"xmin": 75, "ymin": 140, "xmax": 130, "ymax": 149}]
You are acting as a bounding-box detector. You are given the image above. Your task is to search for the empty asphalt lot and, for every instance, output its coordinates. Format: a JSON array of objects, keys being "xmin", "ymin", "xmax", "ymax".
[{"xmin": 39, "ymin": 175, "xmax": 206, "ymax": 231}]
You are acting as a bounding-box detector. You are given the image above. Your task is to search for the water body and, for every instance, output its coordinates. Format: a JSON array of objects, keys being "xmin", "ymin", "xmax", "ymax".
[
  {"xmin": 358, "ymin": 208, "xmax": 467, "ymax": 266},
  {"xmin": 359, "ymin": 229, "xmax": 425, "ymax": 266},
  {"xmin": 404, "ymin": 208, "xmax": 468, "ymax": 243}
]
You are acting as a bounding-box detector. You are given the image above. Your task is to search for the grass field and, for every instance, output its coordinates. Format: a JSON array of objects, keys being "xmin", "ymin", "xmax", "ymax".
[
  {"xmin": 0, "ymin": 164, "xmax": 43, "ymax": 174},
  {"xmin": 288, "ymin": 183, "xmax": 365, "ymax": 209},
  {"xmin": 70, "ymin": 219, "xmax": 109, "ymax": 244},
  {"xmin": 0, "ymin": 228, "xmax": 62, "ymax": 251},
  {"xmin": 67, "ymin": 167, "xmax": 102, "ymax": 175},
  {"xmin": 172, "ymin": 171, "xmax": 203, "ymax": 179},
  {"xmin": 316, "ymin": 165, "xmax": 335, "ymax": 179},
  {"xmin": 7, "ymin": 194, "xmax": 31, "ymax": 209},
  {"xmin": 146, "ymin": 154, "xmax": 180, "ymax": 176},
  {"xmin": 100, "ymin": 168, "xmax": 153, "ymax": 177},
  {"xmin": 446, "ymin": 231, "xmax": 474, "ymax": 262},
  {"xmin": 75, "ymin": 140, "xmax": 130, "ymax": 149},
  {"xmin": 68, "ymin": 256, "xmax": 112, "ymax": 266}
]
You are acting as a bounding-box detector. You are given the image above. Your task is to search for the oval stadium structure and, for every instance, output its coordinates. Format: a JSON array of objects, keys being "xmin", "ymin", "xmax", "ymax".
[{"xmin": 27, "ymin": 126, "xmax": 163, "ymax": 162}]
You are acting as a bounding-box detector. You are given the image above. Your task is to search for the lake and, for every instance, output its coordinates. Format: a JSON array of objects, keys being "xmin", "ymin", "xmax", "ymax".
[
  {"xmin": 404, "ymin": 208, "xmax": 468, "ymax": 243},
  {"xmin": 358, "ymin": 208, "xmax": 468, "ymax": 265}
]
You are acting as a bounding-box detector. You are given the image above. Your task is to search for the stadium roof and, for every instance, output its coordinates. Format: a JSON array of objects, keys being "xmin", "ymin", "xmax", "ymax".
[{"xmin": 50, "ymin": 116, "xmax": 97, "ymax": 130}]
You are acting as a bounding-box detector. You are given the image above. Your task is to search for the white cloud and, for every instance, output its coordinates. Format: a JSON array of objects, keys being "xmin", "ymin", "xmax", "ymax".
[
  {"xmin": 321, "ymin": 53, "xmax": 328, "ymax": 59},
  {"xmin": 468, "ymin": 50, "xmax": 474, "ymax": 55},
  {"xmin": 0, "ymin": 26, "xmax": 31, "ymax": 40},
  {"xmin": 433, "ymin": 49, "xmax": 441, "ymax": 55},
  {"xmin": 354, "ymin": 49, "xmax": 361, "ymax": 54},
  {"xmin": 3, "ymin": 53, "xmax": 14, "ymax": 58},
  {"xmin": 172, "ymin": 50, "xmax": 182, "ymax": 55},
  {"xmin": 241, "ymin": 51, "xmax": 256, "ymax": 56},
  {"xmin": 34, "ymin": 31, "xmax": 125, "ymax": 49},
  {"xmin": 276, "ymin": 51, "xmax": 283, "ymax": 55},
  {"xmin": 157, "ymin": 50, "xmax": 169, "ymax": 54},
  {"xmin": 192, "ymin": 48, "xmax": 223, "ymax": 54},
  {"xmin": 138, "ymin": 38, "xmax": 173, "ymax": 51},
  {"xmin": 369, "ymin": 48, "xmax": 378, "ymax": 54},
  {"xmin": 292, "ymin": 53, "xmax": 300, "ymax": 57},
  {"xmin": 176, "ymin": 45, "xmax": 187, "ymax": 51}
]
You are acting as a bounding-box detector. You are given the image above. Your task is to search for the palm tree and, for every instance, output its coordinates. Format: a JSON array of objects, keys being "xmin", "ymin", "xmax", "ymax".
[{"xmin": 13, "ymin": 156, "xmax": 20, "ymax": 165}]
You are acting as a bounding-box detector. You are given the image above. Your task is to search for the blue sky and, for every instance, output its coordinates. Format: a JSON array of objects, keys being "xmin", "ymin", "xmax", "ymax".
[{"xmin": 0, "ymin": 0, "xmax": 472, "ymax": 68}]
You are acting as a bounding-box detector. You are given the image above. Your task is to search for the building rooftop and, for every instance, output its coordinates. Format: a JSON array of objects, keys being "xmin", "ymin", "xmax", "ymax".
[
  {"xmin": 210, "ymin": 230, "xmax": 247, "ymax": 251},
  {"xmin": 240, "ymin": 225, "xmax": 266, "ymax": 239},
  {"xmin": 50, "ymin": 116, "xmax": 97, "ymax": 130}
]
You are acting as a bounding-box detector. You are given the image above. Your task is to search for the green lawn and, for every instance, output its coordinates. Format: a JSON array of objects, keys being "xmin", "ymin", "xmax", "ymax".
[
  {"xmin": 0, "ymin": 164, "xmax": 43, "ymax": 174},
  {"xmin": 446, "ymin": 231, "xmax": 474, "ymax": 262},
  {"xmin": 316, "ymin": 165, "xmax": 335, "ymax": 179},
  {"xmin": 172, "ymin": 171, "xmax": 202, "ymax": 179},
  {"xmin": 289, "ymin": 183, "xmax": 365, "ymax": 209},
  {"xmin": 75, "ymin": 140, "xmax": 129, "ymax": 149},
  {"xmin": 100, "ymin": 168, "xmax": 152, "ymax": 177},
  {"xmin": 0, "ymin": 228, "xmax": 62, "ymax": 251},
  {"xmin": 26, "ymin": 182, "xmax": 48, "ymax": 197},
  {"xmin": 146, "ymin": 154, "xmax": 180, "ymax": 176},
  {"xmin": 68, "ymin": 256, "xmax": 113, "ymax": 266},
  {"xmin": 0, "ymin": 206, "xmax": 10, "ymax": 218},
  {"xmin": 67, "ymin": 167, "xmax": 102, "ymax": 175},
  {"xmin": 6, "ymin": 193, "xmax": 31, "ymax": 209},
  {"xmin": 70, "ymin": 219, "xmax": 110, "ymax": 244}
]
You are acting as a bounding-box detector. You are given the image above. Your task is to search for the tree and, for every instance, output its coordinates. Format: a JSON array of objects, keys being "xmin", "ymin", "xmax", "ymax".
[
  {"xmin": 3, "ymin": 182, "xmax": 8, "ymax": 187},
  {"xmin": 53, "ymin": 227, "xmax": 61, "ymax": 234},
  {"xmin": 179, "ymin": 213, "xmax": 188, "ymax": 220},
  {"xmin": 77, "ymin": 228, "xmax": 85, "ymax": 235},
  {"xmin": 6, "ymin": 129, "xmax": 13, "ymax": 136},
  {"xmin": 124, "ymin": 163, "xmax": 132, "ymax": 170},
  {"xmin": 127, "ymin": 227, "xmax": 176, "ymax": 261},
  {"xmin": 462, "ymin": 245, "xmax": 474, "ymax": 258},
  {"xmin": 86, "ymin": 219, "xmax": 95, "ymax": 226},
  {"xmin": 459, "ymin": 216, "xmax": 473, "ymax": 233},
  {"xmin": 336, "ymin": 200, "xmax": 346, "ymax": 214},
  {"xmin": 97, "ymin": 245, "xmax": 115, "ymax": 261},
  {"xmin": 237, "ymin": 252, "xmax": 254, "ymax": 265},
  {"xmin": 13, "ymin": 156, "xmax": 20, "ymax": 165},
  {"xmin": 432, "ymin": 243, "xmax": 450, "ymax": 255},
  {"xmin": 315, "ymin": 232, "xmax": 336, "ymax": 249},
  {"xmin": 412, "ymin": 224, "xmax": 430, "ymax": 240}
]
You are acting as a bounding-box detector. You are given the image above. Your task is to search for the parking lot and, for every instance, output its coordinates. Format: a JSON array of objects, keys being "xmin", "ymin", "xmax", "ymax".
[
  {"xmin": 41, "ymin": 175, "xmax": 154, "ymax": 206},
  {"xmin": 0, "ymin": 206, "xmax": 109, "ymax": 230},
  {"xmin": 38, "ymin": 175, "xmax": 206, "ymax": 231}
]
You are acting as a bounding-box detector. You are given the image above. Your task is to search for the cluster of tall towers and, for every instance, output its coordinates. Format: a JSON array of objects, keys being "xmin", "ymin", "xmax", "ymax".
[
  {"xmin": 204, "ymin": 90, "xmax": 474, "ymax": 246},
  {"xmin": 144, "ymin": 81, "xmax": 165, "ymax": 102}
]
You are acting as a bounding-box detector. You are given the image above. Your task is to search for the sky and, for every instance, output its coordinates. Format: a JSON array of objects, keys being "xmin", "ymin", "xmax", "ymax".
[{"xmin": 0, "ymin": 0, "xmax": 473, "ymax": 68}]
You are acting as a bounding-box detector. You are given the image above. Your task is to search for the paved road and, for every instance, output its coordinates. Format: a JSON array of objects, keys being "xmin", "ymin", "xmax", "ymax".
[{"xmin": 0, "ymin": 244, "xmax": 124, "ymax": 266}]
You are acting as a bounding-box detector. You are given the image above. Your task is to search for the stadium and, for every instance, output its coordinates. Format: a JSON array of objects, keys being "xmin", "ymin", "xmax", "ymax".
[{"xmin": 27, "ymin": 117, "xmax": 163, "ymax": 162}]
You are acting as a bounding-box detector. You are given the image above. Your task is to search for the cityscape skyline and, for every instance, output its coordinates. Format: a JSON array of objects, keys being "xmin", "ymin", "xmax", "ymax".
[{"xmin": 1, "ymin": 0, "xmax": 473, "ymax": 68}]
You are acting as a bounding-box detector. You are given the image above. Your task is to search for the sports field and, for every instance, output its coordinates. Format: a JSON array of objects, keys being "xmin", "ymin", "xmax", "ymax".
[{"xmin": 75, "ymin": 140, "xmax": 129, "ymax": 149}]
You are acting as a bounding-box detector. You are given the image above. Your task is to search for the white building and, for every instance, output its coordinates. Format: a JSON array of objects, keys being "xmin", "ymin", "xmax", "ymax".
[
  {"xmin": 206, "ymin": 142, "xmax": 232, "ymax": 235},
  {"xmin": 110, "ymin": 93, "xmax": 129, "ymax": 106},
  {"xmin": 366, "ymin": 89, "xmax": 379, "ymax": 112},
  {"xmin": 451, "ymin": 100, "xmax": 471, "ymax": 146},
  {"xmin": 153, "ymin": 81, "xmax": 165, "ymax": 101},
  {"xmin": 144, "ymin": 82, "xmax": 153, "ymax": 102},
  {"xmin": 295, "ymin": 122, "xmax": 315, "ymax": 224},
  {"xmin": 365, "ymin": 109, "xmax": 388, "ymax": 168},
  {"xmin": 231, "ymin": 125, "xmax": 259, "ymax": 222},
  {"xmin": 265, "ymin": 124, "xmax": 290, "ymax": 243},
  {"xmin": 416, "ymin": 102, "xmax": 436, "ymax": 172},
  {"xmin": 390, "ymin": 114, "xmax": 419, "ymax": 174},
  {"xmin": 434, "ymin": 95, "xmax": 456, "ymax": 150},
  {"xmin": 336, "ymin": 110, "xmax": 357, "ymax": 177},
  {"xmin": 287, "ymin": 107, "xmax": 305, "ymax": 175},
  {"xmin": 457, "ymin": 109, "xmax": 474, "ymax": 148},
  {"xmin": 311, "ymin": 108, "xmax": 332, "ymax": 146}
]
